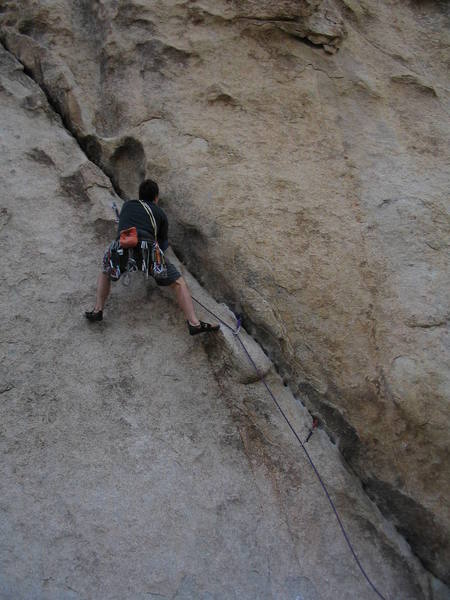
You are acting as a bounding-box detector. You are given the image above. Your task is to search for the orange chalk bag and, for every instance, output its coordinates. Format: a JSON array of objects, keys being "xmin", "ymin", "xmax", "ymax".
[{"xmin": 119, "ymin": 226, "xmax": 138, "ymax": 249}]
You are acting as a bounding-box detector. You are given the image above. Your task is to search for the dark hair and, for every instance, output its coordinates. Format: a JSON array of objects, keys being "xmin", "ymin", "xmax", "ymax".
[{"xmin": 139, "ymin": 179, "xmax": 159, "ymax": 202}]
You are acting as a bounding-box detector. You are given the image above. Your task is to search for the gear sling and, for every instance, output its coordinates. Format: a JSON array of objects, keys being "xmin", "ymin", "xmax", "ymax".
[{"xmin": 137, "ymin": 200, "xmax": 168, "ymax": 279}]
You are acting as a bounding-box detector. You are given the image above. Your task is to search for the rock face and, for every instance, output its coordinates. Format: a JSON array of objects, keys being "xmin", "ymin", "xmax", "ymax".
[
  {"xmin": 3, "ymin": 43, "xmax": 445, "ymax": 600},
  {"xmin": 0, "ymin": 0, "xmax": 449, "ymax": 586}
]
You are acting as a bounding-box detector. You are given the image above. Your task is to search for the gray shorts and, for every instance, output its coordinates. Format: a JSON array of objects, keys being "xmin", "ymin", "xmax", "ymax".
[
  {"xmin": 148, "ymin": 260, "xmax": 182, "ymax": 286},
  {"xmin": 102, "ymin": 244, "xmax": 181, "ymax": 287}
]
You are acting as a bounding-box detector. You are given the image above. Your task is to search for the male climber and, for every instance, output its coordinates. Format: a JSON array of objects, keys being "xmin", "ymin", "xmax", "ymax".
[{"xmin": 85, "ymin": 179, "xmax": 220, "ymax": 335}]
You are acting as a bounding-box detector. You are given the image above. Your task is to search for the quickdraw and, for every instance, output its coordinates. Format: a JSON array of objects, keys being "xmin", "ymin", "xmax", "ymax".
[{"xmin": 305, "ymin": 416, "xmax": 319, "ymax": 443}]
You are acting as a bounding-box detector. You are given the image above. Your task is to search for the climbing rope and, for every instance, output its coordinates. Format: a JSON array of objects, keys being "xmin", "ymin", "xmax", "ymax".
[{"xmin": 192, "ymin": 295, "xmax": 388, "ymax": 600}]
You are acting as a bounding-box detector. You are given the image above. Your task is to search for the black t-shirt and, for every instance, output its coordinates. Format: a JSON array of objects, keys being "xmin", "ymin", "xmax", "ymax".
[{"xmin": 118, "ymin": 200, "xmax": 169, "ymax": 250}]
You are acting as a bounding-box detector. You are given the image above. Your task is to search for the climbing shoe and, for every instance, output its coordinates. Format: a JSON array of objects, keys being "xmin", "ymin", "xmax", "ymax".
[
  {"xmin": 187, "ymin": 320, "xmax": 220, "ymax": 335},
  {"xmin": 85, "ymin": 310, "xmax": 103, "ymax": 322}
]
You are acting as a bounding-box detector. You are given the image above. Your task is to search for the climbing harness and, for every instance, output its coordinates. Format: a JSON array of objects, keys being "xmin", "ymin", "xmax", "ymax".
[
  {"xmin": 191, "ymin": 295, "xmax": 388, "ymax": 600},
  {"xmin": 108, "ymin": 200, "xmax": 168, "ymax": 283}
]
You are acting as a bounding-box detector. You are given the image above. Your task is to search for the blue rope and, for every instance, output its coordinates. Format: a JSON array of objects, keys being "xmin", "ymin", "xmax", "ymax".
[{"xmin": 192, "ymin": 296, "xmax": 388, "ymax": 600}]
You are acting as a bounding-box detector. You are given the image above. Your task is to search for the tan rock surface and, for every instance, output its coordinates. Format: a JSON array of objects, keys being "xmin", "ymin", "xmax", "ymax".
[
  {"xmin": 1, "ymin": 0, "xmax": 449, "ymax": 584},
  {"xmin": 4, "ymin": 42, "xmax": 447, "ymax": 600}
]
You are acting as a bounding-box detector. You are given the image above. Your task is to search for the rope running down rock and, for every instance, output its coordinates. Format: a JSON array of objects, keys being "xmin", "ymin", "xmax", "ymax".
[{"xmin": 192, "ymin": 295, "xmax": 388, "ymax": 600}]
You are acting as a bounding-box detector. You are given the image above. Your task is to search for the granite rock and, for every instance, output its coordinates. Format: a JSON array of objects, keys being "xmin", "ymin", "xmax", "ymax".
[{"xmin": 1, "ymin": 0, "xmax": 449, "ymax": 583}]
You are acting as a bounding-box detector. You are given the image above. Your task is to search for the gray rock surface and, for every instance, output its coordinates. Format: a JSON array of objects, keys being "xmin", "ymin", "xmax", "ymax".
[
  {"xmin": 0, "ymin": 0, "xmax": 449, "ymax": 587},
  {"xmin": 165, "ymin": 248, "xmax": 273, "ymax": 384},
  {"xmin": 1, "ymin": 44, "xmax": 448, "ymax": 600}
]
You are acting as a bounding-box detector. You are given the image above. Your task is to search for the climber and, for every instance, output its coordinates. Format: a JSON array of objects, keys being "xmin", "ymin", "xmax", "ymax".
[{"xmin": 85, "ymin": 178, "xmax": 220, "ymax": 335}]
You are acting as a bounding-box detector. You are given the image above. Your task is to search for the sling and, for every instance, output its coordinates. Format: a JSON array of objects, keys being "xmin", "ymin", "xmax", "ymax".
[{"xmin": 138, "ymin": 200, "xmax": 167, "ymax": 279}]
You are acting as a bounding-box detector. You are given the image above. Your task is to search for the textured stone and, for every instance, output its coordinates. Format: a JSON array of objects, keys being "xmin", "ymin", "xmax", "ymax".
[
  {"xmin": 165, "ymin": 249, "xmax": 273, "ymax": 384},
  {"xmin": 3, "ymin": 43, "xmax": 445, "ymax": 600},
  {"xmin": 0, "ymin": 0, "xmax": 449, "ymax": 584}
]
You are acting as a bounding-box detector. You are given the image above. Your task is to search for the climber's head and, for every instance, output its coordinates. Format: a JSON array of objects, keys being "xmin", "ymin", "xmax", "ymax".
[{"xmin": 139, "ymin": 179, "xmax": 159, "ymax": 204}]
